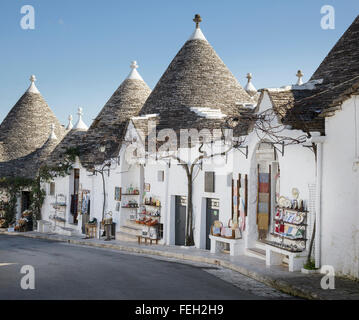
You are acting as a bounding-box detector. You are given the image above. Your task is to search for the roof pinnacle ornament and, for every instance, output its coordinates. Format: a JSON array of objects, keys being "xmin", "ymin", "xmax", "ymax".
[
  {"xmin": 296, "ymin": 70, "xmax": 304, "ymax": 85},
  {"xmin": 27, "ymin": 74, "xmax": 40, "ymax": 94},
  {"xmin": 49, "ymin": 123, "xmax": 57, "ymax": 140},
  {"xmin": 131, "ymin": 61, "xmax": 139, "ymax": 69},
  {"xmin": 189, "ymin": 14, "xmax": 207, "ymax": 41},
  {"xmin": 126, "ymin": 60, "xmax": 144, "ymax": 81},
  {"xmin": 66, "ymin": 114, "xmax": 73, "ymax": 130},
  {"xmin": 245, "ymin": 73, "xmax": 257, "ymax": 97},
  {"xmin": 193, "ymin": 14, "xmax": 202, "ymax": 29},
  {"xmin": 73, "ymin": 107, "xmax": 88, "ymax": 130}
]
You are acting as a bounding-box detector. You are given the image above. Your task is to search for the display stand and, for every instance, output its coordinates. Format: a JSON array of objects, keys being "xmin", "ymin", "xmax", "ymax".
[
  {"xmin": 266, "ymin": 205, "xmax": 308, "ymax": 252},
  {"xmin": 265, "ymin": 205, "xmax": 309, "ymax": 271}
]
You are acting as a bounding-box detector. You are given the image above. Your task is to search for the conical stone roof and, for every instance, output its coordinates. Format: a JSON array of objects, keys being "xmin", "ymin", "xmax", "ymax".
[
  {"xmin": 45, "ymin": 128, "xmax": 87, "ymax": 169},
  {"xmin": 139, "ymin": 15, "xmax": 253, "ymax": 133},
  {"xmin": 282, "ymin": 15, "xmax": 359, "ymax": 133},
  {"xmin": 80, "ymin": 62, "xmax": 151, "ymax": 168},
  {"xmin": 310, "ymin": 15, "xmax": 359, "ymax": 86},
  {"xmin": 0, "ymin": 76, "xmax": 66, "ymax": 163},
  {"xmin": 0, "ymin": 126, "xmax": 61, "ymax": 179}
]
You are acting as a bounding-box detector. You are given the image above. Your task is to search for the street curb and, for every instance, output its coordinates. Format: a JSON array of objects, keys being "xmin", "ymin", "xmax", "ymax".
[{"xmin": 0, "ymin": 230, "xmax": 318, "ymax": 300}]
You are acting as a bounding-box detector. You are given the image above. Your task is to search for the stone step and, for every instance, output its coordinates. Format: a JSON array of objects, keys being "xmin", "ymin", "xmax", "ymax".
[
  {"xmin": 255, "ymin": 241, "xmax": 266, "ymax": 251},
  {"xmin": 116, "ymin": 231, "xmax": 139, "ymax": 243},
  {"xmin": 246, "ymin": 248, "xmax": 266, "ymax": 261},
  {"xmin": 120, "ymin": 225, "xmax": 141, "ymax": 236},
  {"xmin": 54, "ymin": 225, "xmax": 81, "ymax": 237},
  {"xmin": 125, "ymin": 220, "xmax": 144, "ymax": 229}
]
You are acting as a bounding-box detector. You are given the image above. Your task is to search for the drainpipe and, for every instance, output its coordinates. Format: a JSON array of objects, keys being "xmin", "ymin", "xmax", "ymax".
[{"xmin": 310, "ymin": 132, "xmax": 326, "ymax": 269}]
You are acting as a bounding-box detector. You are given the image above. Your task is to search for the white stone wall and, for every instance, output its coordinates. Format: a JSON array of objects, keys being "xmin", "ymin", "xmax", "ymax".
[{"xmin": 321, "ymin": 96, "xmax": 359, "ymax": 278}]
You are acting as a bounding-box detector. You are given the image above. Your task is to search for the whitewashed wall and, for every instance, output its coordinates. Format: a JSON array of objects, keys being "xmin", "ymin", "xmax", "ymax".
[{"xmin": 321, "ymin": 96, "xmax": 359, "ymax": 279}]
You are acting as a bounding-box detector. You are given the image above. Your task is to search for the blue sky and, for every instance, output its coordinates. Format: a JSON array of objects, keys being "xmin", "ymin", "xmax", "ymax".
[{"xmin": 0, "ymin": 0, "xmax": 359, "ymax": 126}]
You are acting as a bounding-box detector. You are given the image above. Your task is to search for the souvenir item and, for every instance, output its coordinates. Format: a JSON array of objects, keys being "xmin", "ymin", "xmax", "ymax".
[
  {"xmin": 287, "ymin": 226, "xmax": 294, "ymax": 236},
  {"xmin": 149, "ymin": 227, "xmax": 158, "ymax": 240},
  {"xmin": 284, "ymin": 225, "xmax": 289, "ymax": 235},
  {"xmin": 275, "ymin": 222, "xmax": 280, "ymax": 233},
  {"xmin": 292, "ymin": 200, "xmax": 298, "ymax": 209},
  {"xmin": 295, "ymin": 228, "xmax": 304, "ymax": 239},
  {"xmin": 211, "ymin": 221, "xmax": 223, "ymax": 236},
  {"xmin": 278, "ymin": 196, "xmax": 286, "ymax": 207},
  {"xmin": 294, "ymin": 213, "xmax": 304, "ymax": 224},
  {"xmin": 297, "ymin": 199, "xmax": 303, "ymax": 210},
  {"xmin": 279, "ymin": 223, "xmax": 285, "ymax": 233},
  {"xmin": 285, "ymin": 199, "xmax": 292, "ymax": 208},
  {"xmin": 292, "ymin": 188, "xmax": 300, "ymax": 199},
  {"xmin": 229, "ymin": 220, "xmax": 242, "ymax": 239},
  {"xmin": 141, "ymin": 227, "xmax": 149, "ymax": 237},
  {"xmin": 288, "ymin": 213, "xmax": 296, "ymax": 223}
]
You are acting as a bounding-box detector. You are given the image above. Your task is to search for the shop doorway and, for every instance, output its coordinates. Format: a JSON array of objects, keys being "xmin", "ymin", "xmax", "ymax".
[
  {"xmin": 206, "ymin": 198, "xmax": 220, "ymax": 250},
  {"xmin": 255, "ymin": 142, "xmax": 279, "ymax": 241},
  {"xmin": 21, "ymin": 191, "xmax": 31, "ymax": 213},
  {"xmin": 175, "ymin": 196, "xmax": 187, "ymax": 246},
  {"xmin": 71, "ymin": 169, "xmax": 80, "ymax": 224}
]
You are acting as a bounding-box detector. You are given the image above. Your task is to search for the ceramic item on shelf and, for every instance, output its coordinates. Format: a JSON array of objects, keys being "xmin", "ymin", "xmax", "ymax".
[
  {"xmin": 298, "ymin": 199, "xmax": 303, "ymax": 210},
  {"xmin": 292, "ymin": 188, "xmax": 300, "ymax": 199},
  {"xmin": 294, "ymin": 213, "xmax": 304, "ymax": 224},
  {"xmin": 285, "ymin": 199, "xmax": 292, "ymax": 208},
  {"xmin": 292, "ymin": 200, "xmax": 298, "ymax": 209},
  {"xmin": 278, "ymin": 196, "xmax": 286, "ymax": 207}
]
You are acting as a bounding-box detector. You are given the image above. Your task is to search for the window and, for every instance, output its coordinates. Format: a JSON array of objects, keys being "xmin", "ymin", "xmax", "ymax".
[
  {"xmin": 158, "ymin": 170, "xmax": 164, "ymax": 182},
  {"xmin": 49, "ymin": 182, "xmax": 55, "ymax": 196},
  {"xmin": 204, "ymin": 172, "xmax": 215, "ymax": 193}
]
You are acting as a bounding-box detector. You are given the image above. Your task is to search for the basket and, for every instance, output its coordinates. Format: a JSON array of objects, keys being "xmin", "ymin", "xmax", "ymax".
[
  {"xmin": 228, "ymin": 219, "xmax": 242, "ymax": 239},
  {"xmin": 211, "ymin": 220, "xmax": 223, "ymax": 236},
  {"xmin": 221, "ymin": 219, "xmax": 238, "ymax": 239}
]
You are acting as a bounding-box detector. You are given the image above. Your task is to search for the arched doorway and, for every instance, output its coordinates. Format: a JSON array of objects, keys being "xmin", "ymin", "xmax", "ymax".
[{"xmin": 254, "ymin": 141, "xmax": 280, "ymax": 242}]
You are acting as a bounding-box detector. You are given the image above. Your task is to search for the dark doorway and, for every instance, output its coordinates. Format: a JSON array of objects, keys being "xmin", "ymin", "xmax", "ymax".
[
  {"xmin": 175, "ymin": 196, "xmax": 187, "ymax": 246},
  {"xmin": 206, "ymin": 198, "xmax": 220, "ymax": 250},
  {"xmin": 21, "ymin": 191, "xmax": 31, "ymax": 213},
  {"xmin": 72, "ymin": 169, "xmax": 80, "ymax": 224}
]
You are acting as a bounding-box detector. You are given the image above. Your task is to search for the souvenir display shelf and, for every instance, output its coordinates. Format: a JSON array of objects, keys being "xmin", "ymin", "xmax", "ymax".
[
  {"xmin": 140, "ymin": 213, "xmax": 161, "ymax": 217},
  {"xmin": 143, "ymin": 204, "xmax": 161, "ymax": 208},
  {"xmin": 264, "ymin": 240, "xmax": 304, "ymax": 253},
  {"xmin": 123, "ymin": 185, "xmax": 139, "ymax": 195},
  {"xmin": 267, "ymin": 205, "xmax": 308, "ymax": 252}
]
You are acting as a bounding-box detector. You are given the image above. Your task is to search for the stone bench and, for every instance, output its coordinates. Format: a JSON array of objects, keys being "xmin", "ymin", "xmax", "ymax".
[
  {"xmin": 209, "ymin": 235, "xmax": 244, "ymax": 256},
  {"xmin": 265, "ymin": 244, "xmax": 307, "ymax": 272},
  {"xmin": 37, "ymin": 220, "xmax": 52, "ymax": 233}
]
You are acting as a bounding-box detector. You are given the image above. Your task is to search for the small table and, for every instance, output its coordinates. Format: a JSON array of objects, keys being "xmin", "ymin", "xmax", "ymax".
[
  {"xmin": 209, "ymin": 235, "xmax": 244, "ymax": 256},
  {"xmin": 85, "ymin": 224, "xmax": 97, "ymax": 239},
  {"xmin": 137, "ymin": 235, "xmax": 158, "ymax": 245}
]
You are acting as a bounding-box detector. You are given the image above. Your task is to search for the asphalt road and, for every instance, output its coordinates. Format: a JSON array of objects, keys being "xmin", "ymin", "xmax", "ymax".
[{"xmin": 0, "ymin": 235, "xmax": 291, "ymax": 300}]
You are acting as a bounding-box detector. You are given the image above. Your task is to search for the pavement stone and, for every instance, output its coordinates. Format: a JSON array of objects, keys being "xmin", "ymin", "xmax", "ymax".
[{"xmin": 1, "ymin": 229, "xmax": 358, "ymax": 300}]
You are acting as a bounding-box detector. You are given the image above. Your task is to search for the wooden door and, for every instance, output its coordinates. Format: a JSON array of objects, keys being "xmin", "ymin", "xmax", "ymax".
[{"xmin": 175, "ymin": 196, "xmax": 187, "ymax": 246}]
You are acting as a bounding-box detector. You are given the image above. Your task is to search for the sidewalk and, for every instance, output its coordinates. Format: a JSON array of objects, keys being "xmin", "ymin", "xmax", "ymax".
[{"xmin": 1, "ymin": 229, "xmax": 358, "ymax": 300}]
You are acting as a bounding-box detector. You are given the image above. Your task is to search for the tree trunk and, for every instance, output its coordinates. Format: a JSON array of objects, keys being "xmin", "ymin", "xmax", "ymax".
[
  {"xmin": 306, "ymin": 219, "xmax": 316, "ymax": 265},
  {"xmin": 185, "ymin": 172, "xmax": 194, "ymax": 246}
]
